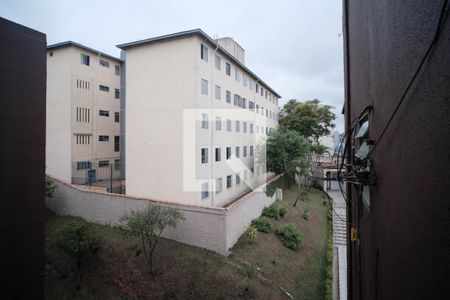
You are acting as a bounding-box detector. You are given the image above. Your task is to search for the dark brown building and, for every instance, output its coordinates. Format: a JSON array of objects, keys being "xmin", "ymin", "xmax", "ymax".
[
  {"xmin": 0, "ymin": 18, "xmax": 46, "ymax": 299},
  {"xmin": 343, "ymin": 1, "xmax": 450, "ymax": 299}
]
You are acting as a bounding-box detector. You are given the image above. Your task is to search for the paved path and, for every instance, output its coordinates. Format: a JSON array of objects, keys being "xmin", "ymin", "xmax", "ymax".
[{"xmin": 327, "ymin": 181, "xmax": 347, "ymax": 300}]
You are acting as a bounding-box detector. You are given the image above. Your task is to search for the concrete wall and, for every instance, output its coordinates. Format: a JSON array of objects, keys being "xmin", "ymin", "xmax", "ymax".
[
  {"xmin": 0, "ymin": 17, "xmax": 46, "ymax": 299},
  {"xmin": 46, "ymin": 175, "xmax": 279, "ymax": 255},
  {"xmin": 343, "ymin": 1, "xmax": 450, "ymax": 299}
]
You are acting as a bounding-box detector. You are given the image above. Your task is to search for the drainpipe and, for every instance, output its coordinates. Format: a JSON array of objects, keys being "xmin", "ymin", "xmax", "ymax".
[{"xmin": 210, "ymin": 42, "xmax": 219, "ymax": 207}]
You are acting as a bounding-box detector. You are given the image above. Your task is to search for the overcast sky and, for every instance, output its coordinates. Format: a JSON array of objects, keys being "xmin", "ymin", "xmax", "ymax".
[{"xmin": 1, "ymin": 0, "xmax": 345, "ymax": 132}]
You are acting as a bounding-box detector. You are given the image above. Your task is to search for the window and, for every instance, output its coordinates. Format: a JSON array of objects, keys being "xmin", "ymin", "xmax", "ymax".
[
  {"xmin": 250, "ymin": 146, "xmax": 254, "ymax": 156},
  {"xmin": 226, "ymin": 175, "xmax": 232, "ymax": 188},
  {"xmin": 235, "ymin": 146, "xmax": 240, "ymax": 158},
  {"xmin": 235, "ymin": 68, "xmax": 241, "ymax": 82},
  {"xmin": 249, "ymin": 79, "xmax": 253, "ymax": 90},
  {"xmin": 114, "ymin": 136, "xmax": 120, "ymax": 152},
  {"xmin": 250, "ymin": 123, "xmax": 254, "ymax": 133},
  {"xmin": 226, "ymin": 63, "xmax": 231, "ymax": 76},
  {"xmin": 81, "ymin": 54, "xmax": 90, "ymax": 65},
  {"xmin": 99, "ymin": 160, "xmax": 109, "ymax": 167},
  {"xmin": 99, "ymin": 110, "xmax": 109, "ymax": 117},
  {"xmin": 234, "ymin": 94, "xmax": 240, "ymax": 106},
  {"xmin": 241, "ymin": 98, "xmax": 247, "ymax": 109},
  {"xmin": 201, "ymin": 148, "xmax": 208, "ymax": 164},
  {"xmin": 215, "ymin": 148, "xmax": 221, "ymax": 162},
  {"xmin": 226, "ymin": 119, "xmax": 232, "ymax": 131},
  {"xmin": 115, "ymin": 88, "xmax": 120, "ymax": 99},
  {"xmin": 202, "ymin": 113, "xmax": 209, "ymax": 129},
  {"xmin": 201, "ymin": 79, "xmax": 208, "ymax": 95},
  {"xmin": 215, "ymin": 85, "xmax": 221, "ymax": 100},
  {"xmin": 243, "ymin": 146, "xmax": 247, "ymax": 157},
  {"xmin": 201, "ymin": 182, "xmax": 209, "ymax": 199},
  {"xmin": 75, "ymin": 134, "xmax": 91, "ymax": 145},
  {"xmin": 99, "ymin": 135, "xmax": 109, "ymax": 142},
  {"xmin": 266, "ymin": 109, "xmax": 269, "ymax": 117},
  {"xmin": 226, "ymin": 90, "xmax": 231, "ymax": 103},
  {"xmin": 76, "ymin": 107, "xmax": 90, "ymax": 123},
  {"xmin": 265, "ymin": 90, "xmax": 268, "ymax": 99},
  {"xmin": 261, "ymin": 107, "xmax": 264, "ymax": 115},
  {"xmin": 115, "ymin": 112, "xmax": 120, "ymax": 123},
  {"xmin": 249, "ymin": 101, "xmax": 255, "ymax": 111},
  {"xmin": 243, "ymin": 75, "xmax": 247, "ymax": 87},
  {"xmin": 261, "ymin": 87, "xmax": 264, "ymax": 96},
  {"xmin": 77, "ymin": 161, "xmax": 91, "ymax": 170},
  {"xmin": 256, "ymin": 105, "xmax": 259, "ymax": 113},
  {"xmin": 201, "ymin": 44, "xmax": 208, "ymax": 62},
  {"xmin": 235, "ymin": 120, "xmax": 240, "ymax": 132},
  {"xmin": 115, "ymin": 65, "xmax": 120, "ymax": 76},
  {"xmin": 256, "ymin": 84, "xmax": 259, "ymax": 93},
  {"xmin": 99, "ymin": 59, "xmax": 110, "ymax": 68},
  {"xmin": 215, "ymin": 55, "xmax": 221, "ymax": 70},
  {"xmin": 99, "ymin": 85, "xmax": 109, "ymax": 92},
  {"xmin": 216, "ymin": 117, "xmax": 222, "ymax": 130},
  {"xmin": 216, "ymin": 178, "xmax": 223, "ymax": 193},
  {"xmin": 236, "ymin": 173, "xmax": 241, "ymax": 185},
  {"xmin": 114, "ymin": 159, "xmax": 120, "ymax": 170},
  {"xmin": 226, "ymin": 147, "xmax": 231, "ymax": 159},
  {"xmin": 243, "ymin": 122, "xmax": 247, "ymax": 133}
]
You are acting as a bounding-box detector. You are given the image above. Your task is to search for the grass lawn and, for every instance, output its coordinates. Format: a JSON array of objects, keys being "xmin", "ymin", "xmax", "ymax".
[{"xmin": 45, "ymin": 185, "xmax": 330, "ymax": 299}]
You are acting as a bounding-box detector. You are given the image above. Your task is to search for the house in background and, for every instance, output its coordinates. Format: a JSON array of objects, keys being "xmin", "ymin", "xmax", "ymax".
[
  {"xmin": 46, "ymin": 42, "xmax": 122, "ymax": 187},
  {"xmin": 117, "ymin": 29, "xmax": 280, "ymax": 206}
]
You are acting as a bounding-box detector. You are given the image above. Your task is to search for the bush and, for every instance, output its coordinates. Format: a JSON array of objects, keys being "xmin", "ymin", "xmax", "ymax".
[
  {"xmin": 46, "ymin": 177, "xmax": 56, "ymax": 198},
  {"xmin": 53, "ymin": 219, "xmax": 99, "ymax": 288},
  {"xmin": 302, "ymin": 208, "xmax": 310, "ymax": 220},
  {"xmin": 276, "ymin": 223, "xmax": 303, "ymax": 249},
  {"xmin": 262, "ymin": 203, "xmax": 280, "ymax": 220},
  {"xmin": 245, "ymin": 225, "xmax": 258, "ymax": 242},
  {"xmin": 279, "ymin": 207, "xmax": 287, "ymax": 217},
  {"xmin": 251, "ymin": 217, "xmax": 271, "ymax": 233}
]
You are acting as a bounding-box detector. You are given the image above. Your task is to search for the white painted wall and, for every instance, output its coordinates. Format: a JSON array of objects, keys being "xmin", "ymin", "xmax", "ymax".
[{"xmin": 46, "ymin": 175, "xmax": 278, "ymax": 255}]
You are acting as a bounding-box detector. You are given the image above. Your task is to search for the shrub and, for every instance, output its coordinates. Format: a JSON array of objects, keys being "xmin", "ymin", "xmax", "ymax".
[
  {"xmin": 262, "ymin": 203, "xmax": 280, "ymax": 220},
  {"xmin": 279, "ymin": 207, "xmax": 287, "ymax": 217},
  {"xmin": 251, "ymin": 217, "xmax": 271, "ymax": 233},
  {"xmin": 276, "ymin": 223, "xmax": 303, "ymax": 249},
  {"xmin": 302, "ymin": 208, "xmax": 310, "ymax": 220},
  {"xmin": 46, "ymin": 177, "xmax": 56, "ymax": 198},
  {"xmin": 54, "ymin": 219, "xmax": 99, "ymax": 288},
  {"xmin": 245, "ymin": 225, "xmax": 258, "ymax": 242},
  {"xmin": 121, "ymin": 205, "xmax": 184, "ymax": 275}
]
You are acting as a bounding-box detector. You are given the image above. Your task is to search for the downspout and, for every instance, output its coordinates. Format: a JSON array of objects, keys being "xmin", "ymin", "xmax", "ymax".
[{"xmin": 210, "ymin": 42, "xmax": 219, "ymax": 207}]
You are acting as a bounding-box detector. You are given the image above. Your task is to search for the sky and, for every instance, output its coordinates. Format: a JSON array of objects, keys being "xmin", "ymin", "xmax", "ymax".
[{"xmin": 1, "ymin": 0, "xmax": 345, "ymax": 132}]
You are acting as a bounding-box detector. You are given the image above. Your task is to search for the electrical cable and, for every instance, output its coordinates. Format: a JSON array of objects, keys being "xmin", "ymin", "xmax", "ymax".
[{"xmin": 368, "ymin": 0, "xmax": 449, "ymax": 158}]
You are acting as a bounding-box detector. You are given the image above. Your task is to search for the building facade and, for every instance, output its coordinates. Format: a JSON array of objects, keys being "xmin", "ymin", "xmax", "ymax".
[
  {"xmin": 0, "ymin": 17, "xmax": 46, "ymax": 299},
  {"xmin": 118, "ymin": 29, "xmax": 280, "ymax": 207},
  {"xmin": 343, "ymin": 1, "xmax": 450, "ymax": 299},
  {"xmin": 46, "ymin": 42, "xmax": 122, "ymax": 185}
]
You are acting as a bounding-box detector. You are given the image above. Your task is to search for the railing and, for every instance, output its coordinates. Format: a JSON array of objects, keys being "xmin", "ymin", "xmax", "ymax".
[{"xmin": 71, "ymin": 162, "xmax": 124, "ymax": 193}]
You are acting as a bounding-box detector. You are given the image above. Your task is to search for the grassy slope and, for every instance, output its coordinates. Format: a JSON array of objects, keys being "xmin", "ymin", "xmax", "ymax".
[{"xmin": 45, "ymin": 186, "xmax": 329, "ymax": 299}]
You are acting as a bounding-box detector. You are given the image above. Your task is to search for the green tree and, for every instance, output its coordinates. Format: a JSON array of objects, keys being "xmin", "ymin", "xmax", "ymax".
[
  {"xmin": 279, "ymin": 99, "xmax": 336, "ymax": 142},
  {"xmin": 265, "ymin": 130, "xmax": 310, "ymax": 180},
  {"xmin": 53, "ymin": 219, "xmax": 99, "ymax": 289},
  {"xmin": 120, "ymin": 205, "xmax": 184, "ymax": 275}
]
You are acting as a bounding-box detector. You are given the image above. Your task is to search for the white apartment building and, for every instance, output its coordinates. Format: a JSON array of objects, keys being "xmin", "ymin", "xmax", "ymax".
[
  {"xmin": 46, "ymin": 41, "xmax": 122, "ymax": 185},
  {"xmin": 118, "ymin": 29, "xmax": 280, "ymax": 207}
]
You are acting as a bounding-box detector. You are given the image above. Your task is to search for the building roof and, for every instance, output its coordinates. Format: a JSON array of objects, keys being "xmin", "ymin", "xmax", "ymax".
[
  {"xmin": 47, "ymin": 41, "xmax": 123, "ymax": 62},
  {"xmin": 116, "ymin": 29, "xmax": 281, "ymax": 98}
]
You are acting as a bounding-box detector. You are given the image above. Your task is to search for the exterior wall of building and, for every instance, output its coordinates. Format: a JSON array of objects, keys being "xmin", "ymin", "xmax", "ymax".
[
  {"xmin": 46, "ymin": 175, "xmax": 278, "ymax": 255},
  {"xmin": 0, "ymin": 17, "xmax": 46, "ymax": 299},
  {"xmin": 343, "ymin": 1, "xmax": 450, "ymax": 299},
  {"xmin": 124, "ymin": 33, "xmax": 279, "ymax": 207},
  {"xmin": 46, "ymin": 45, "xmax": 121, "ymax": 183}
]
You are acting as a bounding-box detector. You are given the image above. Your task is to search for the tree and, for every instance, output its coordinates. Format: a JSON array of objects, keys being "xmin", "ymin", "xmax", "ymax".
[
  {"xmin": 54, "ymin": 219, "xmax": 99, "ymax": 289},
  {"xmin": 265, "ymin": 130, "xmax": 311, "ymax": 206},
  {"xmin": 265, "ymin": 130, "xmax": 310, "ymax": 179},
  {"xmin": 120, "ymin": 205, "xmax": 184, "ymax": 275},
  {"xmin": 279, "ymin": 99, "xmax": 336, "ymax": 142}
]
